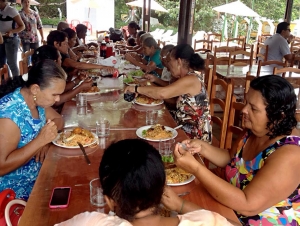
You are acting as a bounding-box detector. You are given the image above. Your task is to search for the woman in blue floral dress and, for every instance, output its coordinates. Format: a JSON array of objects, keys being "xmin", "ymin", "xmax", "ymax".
[
  {"xmin": 0, "ymin": 60, "xmax": 66, "ymax": 200},
  {"xmin": 165, "ymin": 75, "xmax": 300, "ymax": 225}
]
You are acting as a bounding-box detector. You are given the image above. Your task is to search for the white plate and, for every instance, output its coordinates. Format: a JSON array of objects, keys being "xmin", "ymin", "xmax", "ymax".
[
  {"xmin": 133, "ymin": 99, "xmax": 164, "ymax": 106},
  {"xmin": 52, "ymin": 131, "xmax": 98, "ymax": 149},
  {"xmin": 124, "ymin": 82, "xmax": 137, "ymax": 86},
  {"xmin": 136, "ymin": 125, "xmax": 178, "ymax": 142},
  {"xmin": 167, "ymin": 175, "xmax": 195, "ymax": 186}
]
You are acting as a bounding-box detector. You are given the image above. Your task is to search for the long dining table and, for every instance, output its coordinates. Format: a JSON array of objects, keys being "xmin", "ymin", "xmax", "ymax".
[{"xmin": 19, "ymin": 78, "xmax": 241, "ymax": 226}]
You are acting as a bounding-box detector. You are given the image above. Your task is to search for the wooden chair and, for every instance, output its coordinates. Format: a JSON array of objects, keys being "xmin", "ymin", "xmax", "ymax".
[
  {"xmin": 258, "ymin": 34, "xmax": 271, "ymax": 43},
  {"xmin": 229, "ymin": 45, "xmax": 254, "ymax": 66},
  {"xmin": 0, "ymin": 64, "xmax": 9, "ymax": 85},
  {"xmin": 225, "ymin": 95, "xmax": 245, "ymax": 151},
  {"xmin": 291, "ymin": 55, "xmax": 300, "ymax": 68},
  {"xmin": 157, "ymin": 40, "xmax": 166, "ymax": 48},
  {"xmin": 227, "ymin": 37, "xmax": 245, "ymax": 50},
  {"xmin": 194, "ymin": 39, "xmax": 212, "ymax": 52},
  {"xmin": 19, "ymin": 49, "xmax": 34, "ymax": 75},
  {"xmin": 96, "ymin": 30, "xmax": 109, "ymax": 39},
  {"xmin": 204, "ymin": 68, "xmax": 214, "ymax": 99},
  {"xmin": 205, "ymin": 53, "xmax": 215, "ymax": 68},
  {"xmin": 70, "ymin": 19, "xmax": 80, "ymax": 31},
  {"xmin": 290, "ymin": 40, "xmax": 300, "ymax": 53},
  {"xmin": 256, "ymin": 43, "xmax": 269, "ymax": 62},
  {"xmin": 257, "ymin": 60, "xmax": 287, "ymax": 77},
  {"xmin": 208, "ymin": 33, "xmax": 221, "ymax": 50},
  {"xmin": 273, "ymin": 67, "xmax": 300, "ymax": 78},
  {"xmin": 244, "ymin": 74, "xmax": 256, "ymax": 101},
  {"xmin": 210, "ymin": 76, "xmax": 233, "ymax": 149}
]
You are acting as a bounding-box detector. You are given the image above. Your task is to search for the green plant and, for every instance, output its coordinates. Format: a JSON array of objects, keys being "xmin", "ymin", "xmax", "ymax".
[{"xmin": 41, "ymin": 17, "xmax": 66, "ymax": 26}]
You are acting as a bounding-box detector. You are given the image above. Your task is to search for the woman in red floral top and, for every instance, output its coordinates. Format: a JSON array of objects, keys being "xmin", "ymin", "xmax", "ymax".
[{"xmin": 19, "ymin": 0, "xmax": 44, "ymax": 64}]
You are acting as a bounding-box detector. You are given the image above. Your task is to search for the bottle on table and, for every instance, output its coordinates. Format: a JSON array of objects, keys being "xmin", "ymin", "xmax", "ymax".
[{"xmin": 100, "ymin": 41, "xmax": 107, "ymax": 58}]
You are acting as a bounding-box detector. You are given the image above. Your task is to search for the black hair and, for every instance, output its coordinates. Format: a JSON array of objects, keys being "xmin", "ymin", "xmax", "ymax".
[
  {"xmin": 0, "ymin": 60, "xmax": 66, "ymax": 98},
  {"xmin": 137, "ymin": 30, "xmax": 146, "ymax": 38},
  {"xmin": 63, "ymin": 28, "xmax": 76, "ymax": 39},
  {"xmin": 57, "ymin": 21, "xmax": 69, "ymax": 31},
  {"xmin": 127, "ymin": 37, "xmax": 136, "ymax": 47},
  {"xmin": 143, "ymin": 37, "xmax": 158, "ymax": 49},
  {"xmin": 276, "ymin": 22, "xmax": 290, "ymax": 34},
  {"xmin": 128, "ymin": 21, "xmax": 140, "ymax": 30},
  {"xmin": 250, "ymin": 75, "xmax": 297, "ymax": 138},
  {"xmin": 171, "ymin": 44, "xmax": 204, "ymax": 71},
  {"xmin": 99, "ymin": 139, "xmax": 165, "ymax": 221},
  {"xmin": 32, "ymin": 45, "xmax": 59, "ymax": 65},
  {"xmin": 47, "ymin": 30, "xmax": 68, "ymax": 46},
  {"xmin": 75, "ymin": 24, "xmax": 87, "ymax": 34}
]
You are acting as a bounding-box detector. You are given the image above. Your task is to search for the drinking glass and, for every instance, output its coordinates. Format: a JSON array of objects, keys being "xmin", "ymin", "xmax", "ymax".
[
  {"xmin": 159, "ymin": 139, "xmax": 175, "ymax": 163},
  {"xmin": 90, "ymin": 178, "xmax": 106, "ymax": 207},
  {"xmin": 96, "ymin": 119, "xmax": 110, "ymax": 137},
  {"xmin": 146, "ymin": 111, "xmax": 158, "ymax": 125}
]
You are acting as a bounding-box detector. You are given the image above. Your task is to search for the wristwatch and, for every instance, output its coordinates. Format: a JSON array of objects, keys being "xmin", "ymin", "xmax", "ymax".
[{"xmin": 135, "ymin": 85, "xmax": 138, "ymax": 93}]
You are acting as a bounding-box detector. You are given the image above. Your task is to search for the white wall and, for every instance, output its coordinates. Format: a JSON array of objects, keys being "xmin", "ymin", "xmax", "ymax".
[{"xmin": 66, "ymin": 0, "xmax": 114, "ymax": 33}]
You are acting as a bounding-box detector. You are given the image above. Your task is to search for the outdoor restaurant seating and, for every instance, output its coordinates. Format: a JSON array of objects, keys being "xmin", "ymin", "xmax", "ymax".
[
  {"xmin": 194, "ymin": 39, "xmax": 212, "ymax": 52},
  {"xmin": 255, "ymin": 43, "xmax": 269, "ymax": 62},
  {"xmin": 228, "ymin": 45, "xmax": 254, "ymax": 67},
  {"xmin": 257, "ymin": 60, "xmax": 287, "ymax": 77}
]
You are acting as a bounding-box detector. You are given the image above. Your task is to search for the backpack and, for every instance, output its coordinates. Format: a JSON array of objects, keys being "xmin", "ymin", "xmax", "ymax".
[
  {"xmin": 109, "ymin": 27, "xmax": 124, "ymax": 42},
  {"xmin": 0, "ymin": 189, "xmax": 26, "ymax": 226}
]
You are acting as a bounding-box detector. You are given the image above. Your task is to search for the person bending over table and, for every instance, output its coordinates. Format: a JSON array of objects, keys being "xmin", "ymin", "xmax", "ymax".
[
  {"xmin": 0, "ymin": 60, "xmax": 66, "ymax": 200},
  {"xmin": 116, "ymin": 31, "xmax": 146, "ymax": 54},
  {"xmin": 56, "ymin": 139, "xmax": 235, "ymax": 226},
  {"xmin": 125, "ymin": 37, "xmax": 163, "ymax": 78},
  {"xmin": 166, "ymin": 75, "xmax": 300, "ymax": 225},
  {"xmin": 144, "ymin": 44, "xmax": 174, "ymax": 87},
  {"xmin": 125, "ymin": 44, "xmax": 211, "ymax": 141},
  {"xmin": 75, "ymin": 24, "xmax": 98, "ymax": 49},
  {"xmin": 31, "ymin": 45, "xmax": 93, "ymax": 111},
  {"xmin": 47, "ymin": 30, "xmax": 114, "ymax": 79},
  {"xmin": 63, "ymin": 28, "xmax": 82, "ymax": 61}
]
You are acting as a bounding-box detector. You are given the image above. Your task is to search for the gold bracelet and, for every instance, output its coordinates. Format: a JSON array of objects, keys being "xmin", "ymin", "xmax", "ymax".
[{"xmin": 179, "ymin": 200, "xmax": 185, "ymax": 214}]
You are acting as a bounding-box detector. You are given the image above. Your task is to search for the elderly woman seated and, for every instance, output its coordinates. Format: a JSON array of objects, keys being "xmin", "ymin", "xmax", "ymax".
[
  {"xmin": 56, "ymin": 139, "xmax": 235, "ymax": 226},
  {"xmin": 125, "ymin": 44, "xmax": 211, "ymax": 142},
  {"xmin": 168, "ymin": 75, "xmax": 300, "ymax": 225},
  {"xmin": 0, "ymin": 60, "xmax": 66, "ymax": 200}
]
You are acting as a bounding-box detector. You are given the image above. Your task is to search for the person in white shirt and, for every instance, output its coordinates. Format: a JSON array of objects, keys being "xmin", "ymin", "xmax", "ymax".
[{"xmin": 261, "ymin": 22, "xmax": 293, "ymax": 62}]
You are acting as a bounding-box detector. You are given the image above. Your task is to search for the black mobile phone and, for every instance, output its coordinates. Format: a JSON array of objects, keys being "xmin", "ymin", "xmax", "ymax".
[{"xmin": 49, "ymin": 187, "xmax": 71, "ymax": 208}]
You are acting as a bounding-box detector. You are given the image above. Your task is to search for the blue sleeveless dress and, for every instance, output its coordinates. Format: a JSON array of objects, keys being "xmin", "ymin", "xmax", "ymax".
[{"xmin": 0, "ymin": 88, "xmax": 46, "ymax": 200}]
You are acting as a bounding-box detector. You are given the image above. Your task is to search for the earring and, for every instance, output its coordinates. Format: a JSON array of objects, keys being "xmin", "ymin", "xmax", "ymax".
[{"xmin": 33, "ymin": 95, "xmax": 37, "ymax": 101}]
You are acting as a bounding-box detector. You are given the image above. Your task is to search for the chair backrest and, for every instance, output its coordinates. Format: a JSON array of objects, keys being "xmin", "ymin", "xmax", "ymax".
[
  {"xmin": 204, "ymin": 68, "xmax": 213, "ymax": 99},
  {"xmin": 228, "ymin": 45, "xmax": 254, "ymax": 66},
  {"xmin": 225, "ymin": 95, "xmax": 245, "ymax": 151},
  {"xmin": 273, "ymin": 66, "xmax": 300, "ymax": 78},
  {"xmin": 210, "ymin": 76, "xmax": 233, "ymax": 149},
  {"xmin": 258, "ymin": 34, "xmax": 271, "ymax": 43},
  {"xmin": 0, "ymin": 64, "xmax": 9, "ymax": 85},
  {"xmin": 208, "ymin": 33, "xmax": 221, "ymax": 50},
  {"xmin": 70, "ymin": 19, "xmax": 80, "ymax": 30},
  {"xmin": 194, "ymin": 39, "xmax": 212, "ymax": 52},
  {"xmin": 290, "ymin": 41, "xmax": 300, "ymax": 53},
  {"xmin": 19, "ymin": 59, "xmax": 28, "ymax": 76},
  {"xmin": 244, "ymin": 74, "xmax": 256, "ymax": 102},
  {"xmin": 21, "ymin": 49, "xmax": 34, "ymax": 61},
  {"xmin": 291, "ymin": 55, "xmax": 300, "ymax": 68},
  {"xmin": 257, "ymin": 60, "xmax": 287, "ymax": 77},
  {"xmin": 214, "ymin": 46, "xmax": 236, "ymax": 54},
  {"xmin": 256, "ymin": 43, "xmax": 269, "ymax": 62},
  {"xmin": 227, "ymin": 37, "xmax": 245, "ymax": 49}
]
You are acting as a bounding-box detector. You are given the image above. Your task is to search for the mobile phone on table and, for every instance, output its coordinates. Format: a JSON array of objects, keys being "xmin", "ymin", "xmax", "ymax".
[{"xmin": 49, "ymin": 187, "xmax": 71, "ymax": 208}]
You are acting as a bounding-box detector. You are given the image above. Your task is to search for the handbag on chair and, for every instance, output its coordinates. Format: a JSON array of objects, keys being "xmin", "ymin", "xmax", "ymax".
[{"xmin": 0, "ymin": 189, "xmax": 26, "ymax": 226}]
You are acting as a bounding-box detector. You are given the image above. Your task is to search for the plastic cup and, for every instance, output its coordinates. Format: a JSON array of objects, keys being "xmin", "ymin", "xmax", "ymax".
[
  {"xmin": 159, "ymin": 139, "xmax": 175, "ymax": 163},
  {"xmin": 146, "ymin": 111, "xmax": 158, "ymax": 125},
  {"xmin": 90, "ymin": 178, "xmax": 106, "ymax": 207},
  {"xmin": 76, "ymin": 93, "xmax": 87, "ymax": 107},
  {"xmin": 96, "ymin": 119, "xmax": 110, "ymax": 137}
]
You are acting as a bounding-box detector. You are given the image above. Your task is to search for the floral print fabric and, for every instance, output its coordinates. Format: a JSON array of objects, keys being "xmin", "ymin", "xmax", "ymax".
[
  {"xmin": 174, "ymin": 73, "xmax": 211, "ymax": 143},
  {"xmin": 225, "ymin": 131, "xmax": 300, "ymax": 225},
  {"xmin": 0, "ymin": 88, "xmax": 45, "ymax": 200},
  {"xmin": 19, "ymin": 8, "xmax": 42, "ymax": 43}
]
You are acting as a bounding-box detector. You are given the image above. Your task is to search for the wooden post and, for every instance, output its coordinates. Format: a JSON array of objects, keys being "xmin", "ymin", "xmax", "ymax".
[
  {"xmin": 143, "ymin": 0, "xmax": 151, "ymax": 32},
  {"xmin": 177, "ymin": 0, "xmax": 196, "ymax": 45},
  {"xmin": 284, "ymin": 0, "xmax": 293, "ymax": 23}
]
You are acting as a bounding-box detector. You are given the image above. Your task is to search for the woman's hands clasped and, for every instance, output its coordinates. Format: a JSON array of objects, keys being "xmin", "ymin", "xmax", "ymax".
[{"xmin": 36, "ymin": 119, "xmax": 58, "ymax": 147}]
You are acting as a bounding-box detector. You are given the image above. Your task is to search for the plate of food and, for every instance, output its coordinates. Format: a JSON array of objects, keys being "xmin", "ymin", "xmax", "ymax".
[
  {"xmin": 80, "ymin": 86, "xmax": 101, "ymax": 95},
  {"xmin": 52, "ymin": 127, "xmax": 98, "ymax": 148},
  {"xmin": 127, "ymin": 69, "xmax": 144, "ymax": 78},
  {"xmin": 136, "ymin": 124, "xmax": 177, "ymax": 142},
  {"xmin": 123, "ymin": 76, "xmax": 139, "ymax": 86},
  {"xmin": 165, "ymin": 166, "xmax": 195, "ymax": 186},
  {"xmin": 133, "ymin": 95, "xmax": 163, "ymax": 106}
]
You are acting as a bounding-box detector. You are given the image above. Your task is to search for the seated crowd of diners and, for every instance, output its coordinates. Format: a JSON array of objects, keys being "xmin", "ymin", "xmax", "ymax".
[{"xmin": 0, "ymin": 18, "xmax": 300, "ymax": 226}]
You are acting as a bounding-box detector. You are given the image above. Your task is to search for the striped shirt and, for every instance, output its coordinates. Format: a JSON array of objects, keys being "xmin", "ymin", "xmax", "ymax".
[{"xmin": 0, "ymin": 4, "xmax": 18, "ymax": 35}]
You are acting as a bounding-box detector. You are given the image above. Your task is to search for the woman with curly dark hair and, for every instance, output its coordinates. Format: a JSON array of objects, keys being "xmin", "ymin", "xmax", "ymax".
[{"xmin": 164, "ymin": 75, "xmax": 300, "ymax": 225}]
